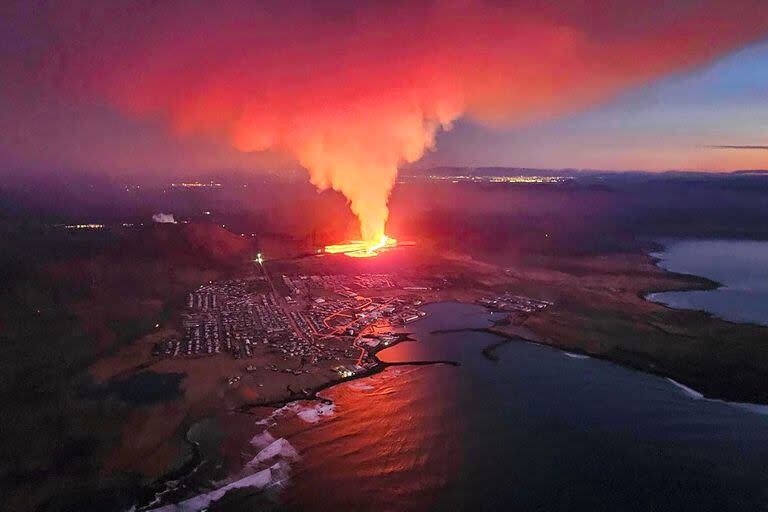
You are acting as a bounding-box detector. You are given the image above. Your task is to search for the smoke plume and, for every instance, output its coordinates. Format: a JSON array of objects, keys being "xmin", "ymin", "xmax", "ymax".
[
  {"xmin": 7, "ymin": 0, "xmax": 768, "ymax": 242},
  {"xmin": 152, "ymin": 213, "xmax": 177, "ymax": 224}
]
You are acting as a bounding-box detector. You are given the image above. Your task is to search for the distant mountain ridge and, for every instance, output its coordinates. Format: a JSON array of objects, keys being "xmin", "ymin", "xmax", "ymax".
[{"xmin": 405, "ymin": 166, "xmax": 768, "ymax": 177}]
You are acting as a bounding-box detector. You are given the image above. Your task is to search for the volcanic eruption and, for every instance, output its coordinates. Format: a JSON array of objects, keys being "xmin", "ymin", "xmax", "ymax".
[
  {"xmin": 15, "ymin": 0, "xmax": 768, "ymax": 254},
  {"xmin": 324, "ymin": 235, "xmax": 399, "ymax": 258}
]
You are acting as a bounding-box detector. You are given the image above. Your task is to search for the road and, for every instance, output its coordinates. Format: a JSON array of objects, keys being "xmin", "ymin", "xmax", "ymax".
[{"xmin": 255, "ymin": 259, "xmax": 306, "ymax": 341}]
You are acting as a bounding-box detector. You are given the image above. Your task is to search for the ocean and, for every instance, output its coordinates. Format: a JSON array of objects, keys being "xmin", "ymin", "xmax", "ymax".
[
  {"xmin": 194, "ymin": 301, "xmax": 768, "ymax": 512},
  {"xmin": 648, "ymin": 239, "xmax": 768, "ymax": 326}
]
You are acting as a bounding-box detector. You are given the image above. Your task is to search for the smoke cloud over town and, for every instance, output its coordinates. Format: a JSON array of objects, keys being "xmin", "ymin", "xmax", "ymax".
[{"xmin": 4, "ymin": 0, "xmax": 768, "ymax": 242}]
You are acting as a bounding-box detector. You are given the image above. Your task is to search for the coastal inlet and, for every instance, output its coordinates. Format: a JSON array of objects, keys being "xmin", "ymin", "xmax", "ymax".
[{"xmin": 266, "ymin": 302, "xmax": 768, "ymax": 512}]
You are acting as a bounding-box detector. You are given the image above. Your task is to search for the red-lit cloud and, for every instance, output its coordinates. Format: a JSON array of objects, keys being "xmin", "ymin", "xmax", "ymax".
[{"xmin": 4, "ymin": 0, "xmax": 768, "ymax": 240}]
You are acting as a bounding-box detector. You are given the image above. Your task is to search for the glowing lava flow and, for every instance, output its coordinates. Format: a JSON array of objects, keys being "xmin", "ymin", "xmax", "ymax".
[{"xmin": 324, "ymin": 235, "xmax": 398, "ymax": 258}]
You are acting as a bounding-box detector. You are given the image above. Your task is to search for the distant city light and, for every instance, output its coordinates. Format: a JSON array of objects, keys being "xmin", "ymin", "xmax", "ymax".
[
  {"xmin": 399, "ymin": 174, "xmax": 572, "ymax": 184},
  {"xmin": 64, "ymin": 224, "xmax": 104, "ymax": 230},
  {"xmin": 171, "ymin": 181, "xmax": 222, "ymax": 188}
]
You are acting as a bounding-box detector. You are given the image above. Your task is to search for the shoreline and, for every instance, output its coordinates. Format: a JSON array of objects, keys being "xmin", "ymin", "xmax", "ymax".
[
  {"xmin": 135, "ymin": 426, "xmax": 203, "ymax": 510},
  {"xmin": 643, "ymin": 287, "xmax": 768, "ymax": 330},
  {"xmin": 665, "ymin": 377, "xmax": 768, "ymax": 416},
  {"xmin": 138, "ymin": 329, "xmax": 460, "ymax": 510},
  {"xmin": 479, "ymin": 322, "xmax": 768, "ymax": 409},
  {"xmin": 433, "ymin": 320, "xmax": 768, "ymax": 413},
  {"xmin": 642, "ymin": 242, "xmax": 768, "ymax": 330},
  {"xmin": 234, "ymin": 332, "xmax": 460, "ymax": 413},
  {"xmin": 134, "ymin": 244, "xmax": 768, "ymax": 509},
  {"xmin": 494, "ymin": 248, "xmax": 768, "ymax": 406},
  {"xmin": 140, "ymin": 292, "xmax": 768, "ymax": 510}
]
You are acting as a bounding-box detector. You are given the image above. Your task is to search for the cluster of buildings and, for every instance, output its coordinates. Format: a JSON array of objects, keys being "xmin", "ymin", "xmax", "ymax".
[
  {"xmin": 307, "ymin": 295, "xmax": 425, "ymax": 338},
  {"xmin": 401, "ymin": 173, "xmax": 571, "ymax": 184},
  {"xmin": 281, "ymin": 273, "xmax": 396, "ymax": 298},
  {"xmin": 62, "ymin": 223, "xmax": 105, "ymax": 230},
  {"xmin": 477, "ymin": 292, "xmax": 553, "ymax": 313},
  {"xmin": 153, "ymin": 272, "xmax": 427, "ymax": 371},
  {"xmin": 170, "ymin": 181, "xmax": 222, "ymax": 188},
  {"xmin": 153, "ymin": 278, "xmax": 300, "ymax": 358}
]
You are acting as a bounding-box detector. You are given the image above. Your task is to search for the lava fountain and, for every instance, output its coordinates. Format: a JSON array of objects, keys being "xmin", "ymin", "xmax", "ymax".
[{"xmin": 325, "ymin": 234, "xmax": 398, "ymax": 258}]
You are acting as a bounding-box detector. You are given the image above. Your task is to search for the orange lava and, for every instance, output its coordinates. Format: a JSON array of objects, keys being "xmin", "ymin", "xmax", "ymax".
[{"xmin": 324, "ymin": 235, "xmax": 398, "ymax": 258}]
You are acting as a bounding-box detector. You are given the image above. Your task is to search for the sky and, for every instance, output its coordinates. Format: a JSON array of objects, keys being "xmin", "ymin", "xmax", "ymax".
[
  {"xmin": 423, "ymin": 41, "xmax": 768, "ymax": 171},
  {"xmin": 1, "ymin": 0, "xmax": 767, "ymax": 178}
]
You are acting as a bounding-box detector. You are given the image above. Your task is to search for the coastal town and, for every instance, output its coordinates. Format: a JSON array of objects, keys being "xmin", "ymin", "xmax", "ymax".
[{"xmin": 152, "ymin": 271, "xmax": 428, "ymax": 380}]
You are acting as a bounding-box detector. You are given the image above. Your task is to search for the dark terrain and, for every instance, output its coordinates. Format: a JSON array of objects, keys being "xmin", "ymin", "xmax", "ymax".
[{"xmin": 1, "ymin": 168, "xmax": 767, "ymax": 510}]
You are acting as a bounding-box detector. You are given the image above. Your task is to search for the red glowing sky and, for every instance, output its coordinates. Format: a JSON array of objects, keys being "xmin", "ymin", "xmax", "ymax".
[
  {"xmin": 2, "ymin": 1, "xmax": 766, "ymax": 175},
  {"xmin": 2, "ymin": 2, "xmax": 767, "ymax": 185},
  {"xmin": 4, "ymin": 0, "xmax": 767, "ymax": 241}
]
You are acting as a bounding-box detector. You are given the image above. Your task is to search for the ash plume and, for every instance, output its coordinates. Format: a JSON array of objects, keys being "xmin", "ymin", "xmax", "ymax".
[{"xmin": 6, "ymin": 0, "xmax": 768, "ymax": 242}]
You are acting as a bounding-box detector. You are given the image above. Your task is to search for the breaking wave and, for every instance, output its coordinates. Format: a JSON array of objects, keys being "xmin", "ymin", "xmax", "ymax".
[
  {"xmin": 256, "ymin": 400, "xmax": 336, "ymax": 427},
  {"xmin": 347, "ymin": 381, "xmax": 376, "ymax": 392},
  {"xmin": 151, "ymin": 418, "xmax": 306, "ymax": 511},
  {"xmin": 667, "ymin": 378, "xmax": 768, "ymax": 416},
  {"xmin": 563, "ymin": 352, "xmax": 591, "ymax": 360}
]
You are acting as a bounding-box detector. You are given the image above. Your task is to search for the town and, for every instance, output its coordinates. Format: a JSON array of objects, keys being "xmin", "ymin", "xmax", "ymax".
[
  {"xmin": 476, "ymin": 291, "xmax": 553, "ymax": 313},
  {"xmin": 152, "ymin": 271, "xmax": 427, "ymax": 379},
  {"xmin": 151, "ymin": 264, "xmax": 558, "ymax": 383}
]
